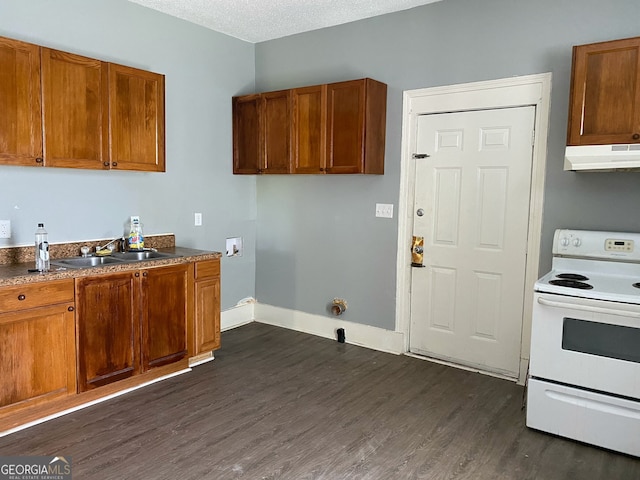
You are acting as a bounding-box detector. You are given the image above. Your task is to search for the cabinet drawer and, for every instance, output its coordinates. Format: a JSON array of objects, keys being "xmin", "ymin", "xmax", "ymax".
[
  {"xmin": 195, "ymin": 259, "xmax": 220, "ymax": 279},
  {"xmin": 0, "ymin": 279, "xmax": 74, "ymax": 312}
]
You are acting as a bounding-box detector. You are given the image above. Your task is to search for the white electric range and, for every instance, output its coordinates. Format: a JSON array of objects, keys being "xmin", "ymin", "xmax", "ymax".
[{"xmin": 527, "ymin": 229, "xmax": 640, "ymax": 457}]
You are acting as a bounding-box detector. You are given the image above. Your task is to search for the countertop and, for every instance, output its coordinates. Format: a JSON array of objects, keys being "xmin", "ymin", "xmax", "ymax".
[{"xmin": 0, "ymin": 247, "xmax": 222, "ymax": 287}]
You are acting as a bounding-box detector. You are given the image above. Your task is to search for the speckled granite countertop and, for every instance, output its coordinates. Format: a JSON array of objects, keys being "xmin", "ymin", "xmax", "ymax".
[{"xmin": 0, "ymin": 247, "xmax": 222, "ymax": 287}]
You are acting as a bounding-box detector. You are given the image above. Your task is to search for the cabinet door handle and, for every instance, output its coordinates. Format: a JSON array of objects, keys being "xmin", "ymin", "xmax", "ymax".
[
  {"xmin": 68, "ymin": 306, "xmax": 75, "ymax": 312},
  {"xmin": 103, "ymin": 161, "xmax": 110, "ymax": 167},
  {"xmin": 35, "ymin": 157, "xmax": 44, "ymax": 164},
  {"xmin": 112, "ymin": 161, "xmax": 118, "ymax": 167},
  {"xmin": 135, "ymin": 272, "xmax": 140, "ymax": 277},
  {"xmin": 633, "ymin": 133, "xmax": 640, "ymax": 140},
  {"xmin": 17, "ymin": 294, "xmax": 26, "ymax": 301},
  {"xmin": 142, "ymin": 272, "xmax": 148, "ymax": 277}
]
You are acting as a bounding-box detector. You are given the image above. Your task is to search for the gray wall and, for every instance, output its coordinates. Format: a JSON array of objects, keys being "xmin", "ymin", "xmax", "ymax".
[
  {"xmin": 3, "ymin": 0, "xmax": 640, "ymax": 331},
  {"xmin": 0, "ymin": 0, "xmax": 256, "ymax": 310},
  {"xmin": 254, "ymin": 0, "xmax": 640, "ymax": 330}
]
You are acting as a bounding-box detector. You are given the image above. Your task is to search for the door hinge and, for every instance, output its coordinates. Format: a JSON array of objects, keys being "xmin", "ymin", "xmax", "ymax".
[{"xmin": 412, "ymin": 153, "xmax": 430, "ymax": 159}]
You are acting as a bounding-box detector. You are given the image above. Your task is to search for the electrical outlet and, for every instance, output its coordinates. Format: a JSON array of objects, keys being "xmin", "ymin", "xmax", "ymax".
[
  {"xmin": 0, "ymin": 220, "xmax": 10, "ymax": 239},
  {"xmin": 194, "ymin": 213, "xmax": 202, "ymax": 226},
  {"xmin": 375, "ymin": 203, "xmax": 394, "ymax": 218}
]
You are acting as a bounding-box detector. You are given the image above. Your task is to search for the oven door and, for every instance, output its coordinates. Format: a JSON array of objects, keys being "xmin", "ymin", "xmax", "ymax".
[{"xmin": 531, "ymin": 292, "xmax": 640, "ymax": 400}]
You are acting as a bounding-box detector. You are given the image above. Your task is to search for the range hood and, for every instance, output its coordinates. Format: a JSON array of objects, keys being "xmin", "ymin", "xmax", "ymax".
[{"xmin": 565, "ymin": 144, "xmax": 640, "ymax": 172}]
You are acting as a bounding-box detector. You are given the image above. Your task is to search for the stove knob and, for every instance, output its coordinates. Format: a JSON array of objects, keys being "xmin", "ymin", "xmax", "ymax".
[
  {"xmin": 573, "ymin": 238, "xmax": 582, "ymax": 247},
  {"xmin": 560, "ymin": 237, "xmax": 570, "ymax": 247}
]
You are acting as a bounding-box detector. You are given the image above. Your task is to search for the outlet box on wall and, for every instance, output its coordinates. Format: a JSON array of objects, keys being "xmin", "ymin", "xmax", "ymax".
[{"xmin": 226, "ymin": 237, "xmax": 243, "ymax": 257}]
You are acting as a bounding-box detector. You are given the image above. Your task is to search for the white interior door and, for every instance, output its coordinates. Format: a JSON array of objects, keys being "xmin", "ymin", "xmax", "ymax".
[{"xmin": 409, "ymin": 106, "xmax": 535, "ymax": 377}]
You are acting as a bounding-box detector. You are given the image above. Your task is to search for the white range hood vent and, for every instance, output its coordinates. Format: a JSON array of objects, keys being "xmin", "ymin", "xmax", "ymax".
[{"xmin": 565, "ymin": 144, "xmax": 640, "ymax": 172}]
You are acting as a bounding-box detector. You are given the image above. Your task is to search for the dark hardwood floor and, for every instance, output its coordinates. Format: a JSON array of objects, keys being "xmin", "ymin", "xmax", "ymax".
[{"xmin": 1, "ymin": 322, "xmax": 639, "ymax": 479}]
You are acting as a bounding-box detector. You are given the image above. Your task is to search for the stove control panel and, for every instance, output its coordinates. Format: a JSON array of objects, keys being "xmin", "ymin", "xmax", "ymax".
[
  {"xmin": 605, "ymin": 238, "xmax": 634, "ymax": 252},
  {"xmin": 554, "ymin": 229, "xmax": 640, "ymax": 260}
]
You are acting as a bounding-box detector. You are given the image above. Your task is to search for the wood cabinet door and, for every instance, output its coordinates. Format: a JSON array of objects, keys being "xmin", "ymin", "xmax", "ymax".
[
  {"xmin": 193, "ymin": 259, "xmax": 220, "ymax": 355},
  {"xmin": 109, "ymin": 63, "xmax": 166, "ymax": 172},
  {"xmin": 262, "ymin": 90, "xmax": 291, "ymax": 173},
  {"xmin": 41, "ymin": 48, "xmax": 109, "ymax": 169},
  {"xmin": 326, "ymin": 80, "xmax": 366, "ymax": 174},
  {"xmin": 141, "ymin": 264, "xmax": 189, "ymax": 371},
  {"xmin": 292, "ymin": 85, "xmax": 326, "ymax": 174},
  {"xmin": 0, "ymin": 36, "xmax": 43, "ymax": 167},
  {"xmin": 233, "ymin": 94, "xmax": 262, "ymax": 173},
  {"xmin": 568, "ymin": 37, "xmax": 640, "ymax": 145},
  {"xmin": 76, "ymin": 272, "xmax": 138, "ymax": 392},
  {"xmin": 0, "ymin": 304, "xmax": 76, "ymax": 410},
  {"xmin": 195, "ymin": 276, "xmax": 221, "ymax": 354}
]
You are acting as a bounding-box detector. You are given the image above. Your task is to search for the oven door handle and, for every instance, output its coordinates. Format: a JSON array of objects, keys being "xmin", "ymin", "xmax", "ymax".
[{"xmin": 537, "ymin": 297, "xmax": 640, "ymax": 318}]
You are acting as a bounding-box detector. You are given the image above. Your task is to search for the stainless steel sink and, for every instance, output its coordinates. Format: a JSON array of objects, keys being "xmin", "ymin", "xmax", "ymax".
[
  {"xmin": 50, "ymin": 250, "xmax": 182, "ymax": 269},
  {"xmin": 51, "ymin": 256, "xmax": 126, "ymax": 269},
  {"xmin": 112, "ymin": 251, "xmax": 181, "ymax": 261}
]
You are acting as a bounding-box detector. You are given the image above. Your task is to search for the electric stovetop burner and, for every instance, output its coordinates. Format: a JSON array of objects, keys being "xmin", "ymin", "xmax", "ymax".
[
  {"xmin": 549, "ymin": 279, "xmax": 593, "ymax": 289},
  {"xmin": 556, "ymin": 273, "xmax": 589, "ymax": 281}
]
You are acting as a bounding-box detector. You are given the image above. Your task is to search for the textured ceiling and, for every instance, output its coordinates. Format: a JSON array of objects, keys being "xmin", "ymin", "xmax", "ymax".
[{"xmin": 128, "ymin": 0, "xmax": 444, "ymax": 43}]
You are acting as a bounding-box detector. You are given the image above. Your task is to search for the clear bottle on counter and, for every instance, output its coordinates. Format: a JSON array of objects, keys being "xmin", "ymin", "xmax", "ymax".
[{"xmin": 35, "ymin": 223, "xmax": 50, "ymax": 272}]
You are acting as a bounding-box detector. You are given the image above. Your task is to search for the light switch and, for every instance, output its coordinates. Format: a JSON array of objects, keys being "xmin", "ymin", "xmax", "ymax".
[{"xmin": 194, "ymin": 213, "xmax": 202, "ymax": 226}]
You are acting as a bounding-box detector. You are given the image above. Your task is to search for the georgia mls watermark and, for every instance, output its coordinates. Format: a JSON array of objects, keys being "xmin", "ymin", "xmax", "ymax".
[{"xmin": 0, "ymin": 456, "xmax": 72, "ymax": 480}]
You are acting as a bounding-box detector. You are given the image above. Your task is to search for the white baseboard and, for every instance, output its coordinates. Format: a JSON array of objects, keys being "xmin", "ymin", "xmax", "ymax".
[
  {"xmin": 254, "ymin": 303, "xmax": 404, "ymax": 355},
  {"xmin": 221, "ymin": 303, "xmax": 255, "ymax": 331}
]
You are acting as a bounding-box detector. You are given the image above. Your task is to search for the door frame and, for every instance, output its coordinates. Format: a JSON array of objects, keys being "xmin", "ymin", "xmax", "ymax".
[{"xmin": 395, "ymin": 73, "xmax": 552, "ymax": 384}]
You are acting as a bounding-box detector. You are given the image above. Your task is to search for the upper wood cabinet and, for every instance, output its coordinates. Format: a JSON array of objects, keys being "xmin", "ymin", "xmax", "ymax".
[
  {"xmin": 233, "ymin": 78, "xmax": 387, "ymax": 175},
  {"xmin": 327, "ymin": 79, "xmax": 386, "ymax": 174},
  {"xmin": 567, "ymin": 36, "xmax": 640, "ymax": 146},
  {"xmin": 0, "ymin": 37, "xmax": 43, "ymax": 166},
  {"xmin": 41, "ymin": 48, "xmax": 109, "ymax": 169},
  {"xmin": 109, "ymin": 63, "xmax": 165, "ymax": 172},
  {"xmin": 292, "ymin": 85, "xmax": 326, "ymax": 174},
  {"xmin": 262, "ymin": 90, "xmax": 292, "ymax": 174},
  {"xmin": 0, "ymin": 35, "xmax": 165, "ymax": 172},
  {"xmin": 232, "ymin": 90, "xmax": 291, "ymax": 174},
  {"xmin": 232, "ymin": 94, "xmax": 261, "ymax": 174}
]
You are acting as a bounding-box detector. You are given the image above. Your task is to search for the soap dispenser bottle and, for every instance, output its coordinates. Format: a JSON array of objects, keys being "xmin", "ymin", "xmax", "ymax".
[
  {"xmin": 35, "ymin": 223, "xmax": 49, "ymax": 272},
  {"xmin": 128, "ymin": 216, "xmax": 144, "ymax": 251}
]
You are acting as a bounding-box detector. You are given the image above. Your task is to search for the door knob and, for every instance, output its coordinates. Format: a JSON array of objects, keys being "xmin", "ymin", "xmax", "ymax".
[
  {"xmin": 416, "ymin": 208, "xmax": 424, "ymax": 217},
  {"xmin": 414, "ymin": 246, "xmax": 424, "ymax": 254}
]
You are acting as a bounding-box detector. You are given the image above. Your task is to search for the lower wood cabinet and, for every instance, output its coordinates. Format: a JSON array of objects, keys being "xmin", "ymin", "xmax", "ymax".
[
  {"xmin": 76, "ymin": 271, "xmax": 138, "ymax": 392},
  {"xmin": 0, "ymin": 280, "xmax": 76, "ymax": 411},
  {"xmin": 76, "ymin": 263, "xmax": 190, "ymax": 392},
  {"xmin": 141, "ymin": 263, "xmax": 189, "ymax": 370},
  {"xmin": 194, "ymin": 259, "xmax": 221, "ymax": 354},
  {"xmin": 0, "ymin": 256, "xmax": 220, "ymax": 431}
]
